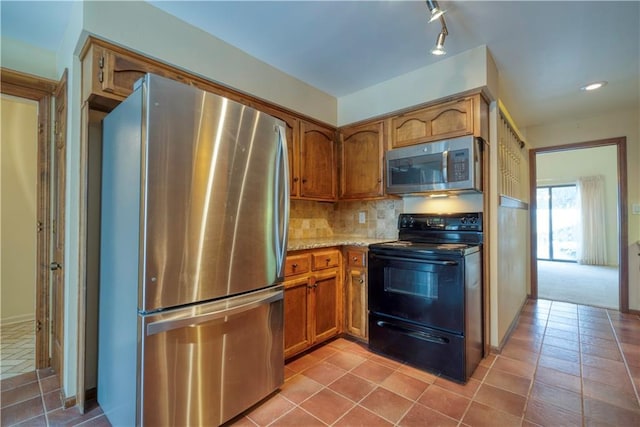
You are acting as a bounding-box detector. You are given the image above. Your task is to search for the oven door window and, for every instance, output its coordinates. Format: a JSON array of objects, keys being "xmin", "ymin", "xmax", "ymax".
[
  {"xmin": 385, "ymin": 267, "xmax": 438, "ymax": 299},
  {"xmin": 368, "ymin": 254, "xmax": 464, "ymax": 334}
]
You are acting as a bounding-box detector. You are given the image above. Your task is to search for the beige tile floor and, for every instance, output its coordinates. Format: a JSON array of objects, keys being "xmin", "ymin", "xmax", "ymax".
[
  {"xmin": 1, "ymin": 320, "xmax": 35, "ymax": 380},
  {"xmin": 2, "ymin": 300, "xmax": 639, "ymax": 426},
  {"xmin": 229, "ymin": 299, "xmax": 640, "ymax": 426}
]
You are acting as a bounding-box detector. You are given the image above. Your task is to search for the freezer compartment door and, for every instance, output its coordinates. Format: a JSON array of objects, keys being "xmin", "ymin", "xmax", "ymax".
[{"xmin": 140, "ymin": 286, "xmax": 284, "ymax": 426}]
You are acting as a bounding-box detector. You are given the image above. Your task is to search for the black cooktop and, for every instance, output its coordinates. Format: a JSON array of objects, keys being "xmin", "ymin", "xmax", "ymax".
[
  {"xmin": 369, "ymin": 240, "xmax": 480, "ymax": 256},
  {"xmin": 369, "ymin": 213, "xmax": 484, "ymax": 256}
]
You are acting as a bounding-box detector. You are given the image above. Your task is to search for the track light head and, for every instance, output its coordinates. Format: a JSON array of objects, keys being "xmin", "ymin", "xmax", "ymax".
[{"xmin": 431, "ymin": 31, "xmax": 447, "ymax": 55}]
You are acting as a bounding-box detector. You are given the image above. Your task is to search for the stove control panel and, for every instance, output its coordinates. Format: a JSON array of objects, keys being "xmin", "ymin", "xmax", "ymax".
[{"xmin": 399, "ymin": 213, "xmax": 483, "ymax": 231}]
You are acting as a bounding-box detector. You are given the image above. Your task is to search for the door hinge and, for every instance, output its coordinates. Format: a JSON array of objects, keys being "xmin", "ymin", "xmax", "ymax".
[
  {"xmin": 37, "ymin": 221, "xmax": 43, "ymax": 232},
  {"xmin": 36, "ymin": 320, "xmax": 43, "ymax": 332}
]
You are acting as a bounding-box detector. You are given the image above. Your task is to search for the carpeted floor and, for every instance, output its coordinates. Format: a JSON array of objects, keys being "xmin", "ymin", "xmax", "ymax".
[{"xmin": 537, "ymin": 260, "xmax": 619, "ymax": 309}]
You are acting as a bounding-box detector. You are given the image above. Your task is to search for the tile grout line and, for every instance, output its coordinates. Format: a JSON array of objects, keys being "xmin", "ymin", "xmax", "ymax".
[
  {"xmin": 515, "ymin": 301, "xmax": 549, "ymax": 425},
  {"xmin": 605, "ymin": 309, "xmax": 640, "ymax": 407},
  {"xmin": 577, "ymin": 304, "xmax": 586, "ymax": 427},
  {"xmin": 269, "ymin": 347, "xmax": 382, "ymax": 426},
  {"xmin": 36, "ymin": 369, "xmax": 51, "ymax": 427},
  {"xmin": 454, "ymin": 352, "xmax": 496, "ymax": 427}
]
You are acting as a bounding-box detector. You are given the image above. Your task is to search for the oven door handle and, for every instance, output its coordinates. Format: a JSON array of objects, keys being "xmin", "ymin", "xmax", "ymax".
[
  {"xmin": 370, "ymin": 254, "xmax": 458, "ymax": 266},
  {"xmin": 376, "ymin": 320, "xmax": 450, "ymax": 345}
]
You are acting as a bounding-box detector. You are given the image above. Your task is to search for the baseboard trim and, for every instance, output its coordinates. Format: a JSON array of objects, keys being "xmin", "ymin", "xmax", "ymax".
[
  {"xmin": 61, "ymin": 389, "xmax": 76, "ymax": 409},
  {"xmin": 494, "ymin": 296, "xmax": 530, "ymax": 352}
]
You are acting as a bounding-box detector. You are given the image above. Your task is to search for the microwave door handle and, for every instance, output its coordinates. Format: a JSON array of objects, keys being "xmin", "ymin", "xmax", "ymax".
[{"xmin": 442, "ymin": 150, "xmax": 448, "ymax": 183}]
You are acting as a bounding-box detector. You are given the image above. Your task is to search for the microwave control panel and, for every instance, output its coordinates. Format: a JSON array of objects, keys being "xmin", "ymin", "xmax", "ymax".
[{"xmin": 449, "ymin": 149, "xmax": 469, "ymax": 182}]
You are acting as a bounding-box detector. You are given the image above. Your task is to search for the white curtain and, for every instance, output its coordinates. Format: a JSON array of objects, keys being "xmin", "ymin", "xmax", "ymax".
[{"xmin": 577, "ymin": 175, "xmax": 607, "ymax": 265}]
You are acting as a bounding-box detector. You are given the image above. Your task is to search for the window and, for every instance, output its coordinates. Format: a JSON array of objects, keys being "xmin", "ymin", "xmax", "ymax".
[{"xmin": 537, "ymin": 185, "xmax": 578, "ymax": 261}]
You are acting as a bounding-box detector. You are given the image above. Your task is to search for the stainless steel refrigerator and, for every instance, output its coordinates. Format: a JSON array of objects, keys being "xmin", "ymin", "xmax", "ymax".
[{"xmin": 98, "ymin": 74, "xmax": 289, "ymax": 426}]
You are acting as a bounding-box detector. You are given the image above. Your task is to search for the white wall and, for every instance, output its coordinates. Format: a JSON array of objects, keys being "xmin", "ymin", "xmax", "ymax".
[
  {"xmin": 81, "ymin": 0, "xmax": 336, "ymax": 125},
  {"xmin": 337, "ymin": 45, "xmax": 498, "ymax": 125},
  {"xmin": 0, "ymin": 37, "xmax": 58, "ymax": 80},
  {"xmin": 1, "ymin": 96, "xmax": 38, "ymax": 324},
  {"xmin": 525, "ymin": 109, "xmax": 640, "ymax": 311},
  {"xmin": 537, "ymin": 146, "xmax": 619, "ymax": 266}
]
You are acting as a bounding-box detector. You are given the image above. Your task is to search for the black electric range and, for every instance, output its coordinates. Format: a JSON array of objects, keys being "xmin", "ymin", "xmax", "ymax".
[{"xmin": 367, "ymin": 212, "xmax": 484, "ymax": 383}]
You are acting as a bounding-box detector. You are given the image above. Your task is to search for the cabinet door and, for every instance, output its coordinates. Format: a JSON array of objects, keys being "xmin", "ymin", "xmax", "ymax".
[
  {"xmin": 99, "ymin": 49, "xmax": 149, "ymax": 98},
  {"xmin": 264, "ymin": 109, "xmax": 301, "ymax": 198},
  {"xmin": 284, "ymin": 277, "xmax": 312, "ymax": 359},
  {"xmin": 346, "ymin": 268, "xmax": 367, "ymax": 339},
  {"xmin": 299, "ymin": 121, "xmax": 336, "ymax": 200},
  {"xmin": 340, "ymin": 121, "xmax": 385, "ymax": 199},
  {"xmin": 391, "ymin": 97, "xmax": 474, "ymax": 148},
  {"xmin": 430, "ymin": 97, "xmax": 474, "ymax": 141},
  {"xmin": 311, "ymin": 270, "xmax": 340, "ymax": 344}
]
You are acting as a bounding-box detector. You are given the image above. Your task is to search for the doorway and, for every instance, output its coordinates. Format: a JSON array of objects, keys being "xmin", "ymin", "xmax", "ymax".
[
  {"xmin": 529, "ymin": 138, "xmax": 629, "ymax": 312},
  {"xmin": 1, "ymin": 94, "xmax": 38, "ymax": 379},
  {"xmin": 0, "ymin": 68, "xmax": 64, "ymax": 378}
]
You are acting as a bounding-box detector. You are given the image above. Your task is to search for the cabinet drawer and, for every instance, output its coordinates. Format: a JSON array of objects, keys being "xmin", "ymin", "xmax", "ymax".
[
  {"xmin": 346, "ymin": 250, "xmax": 367, "ymax": 267},
  {"xmin": 284, "ymin": 254, "xmax": 310, "ymax": 277},
  {"xmin": 311, "ymin": 250, "xmax": 340, "ymax": 270}
]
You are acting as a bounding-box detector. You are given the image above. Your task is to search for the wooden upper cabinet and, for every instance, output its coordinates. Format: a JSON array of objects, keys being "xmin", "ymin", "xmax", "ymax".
[
  {"xmin": 391, "ymin": 95, "xmax": 485, "ymax": 148},
  {"xmin": 263, "ymin": 108, "xmax": 301, "ymax": 198},
  {"xmin": 81, "ymin": 40, "xmax": 189, "ymax": 110},
  {"xmin": 299, "ymin": 120, "xmax": 337, "ymax": 201},
  {"xmin": 339, "ymin": 121, "xmax": 385, "ymax": 200}
]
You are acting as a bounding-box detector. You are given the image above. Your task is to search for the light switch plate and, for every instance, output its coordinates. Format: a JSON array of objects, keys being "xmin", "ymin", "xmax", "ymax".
[
  {"xmin": 632, "ymin": 203, "xmax": 640, "ymax": 215},
  {"xmin": 358, "ymin": 211, "xmax": 366, "ymax": 224}
]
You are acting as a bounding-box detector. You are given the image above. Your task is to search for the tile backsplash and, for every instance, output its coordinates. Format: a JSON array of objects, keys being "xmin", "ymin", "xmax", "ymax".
[{"xmin": 289, "ymin": 199, "xmax": 404, "ymax": 240}]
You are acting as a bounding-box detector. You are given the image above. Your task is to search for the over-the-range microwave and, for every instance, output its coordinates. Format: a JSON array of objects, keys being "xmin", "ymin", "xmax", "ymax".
[{"xmin": 386, "ymin": 135, "xmax": 483, "ymax": 195}]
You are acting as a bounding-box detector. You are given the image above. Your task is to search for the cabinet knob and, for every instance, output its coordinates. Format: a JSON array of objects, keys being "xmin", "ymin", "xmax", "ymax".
[
  {"xmin": 353, "ymin": 256, "xmax": 358, "ymax": 262},
  {"xmin": 326, "ymin": 258, "xmax": 331, "ymax": 265},
  {"xmin": 377, "ymin": 178, "xmax": 382, "ymax": 183},
  {"xmin": 359, "ymin": 278, "xmax": 364, "ymax": 284},
  {"xmin": 292, "ymin": 263, "xmax": 298, "ymax": 269},
  {"xmin": 293, "ymin": 177, "xmax": 299, "ymax": 183},
  {"xmin": 302, "ymin": 178, "xmax": 307, "ymax": 184}
]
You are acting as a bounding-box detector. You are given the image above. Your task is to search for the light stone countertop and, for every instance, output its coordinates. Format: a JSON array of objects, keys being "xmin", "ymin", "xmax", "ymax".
[{"xmin": 287, "ymin": 235, "xmax": 394, "ymax": 251}]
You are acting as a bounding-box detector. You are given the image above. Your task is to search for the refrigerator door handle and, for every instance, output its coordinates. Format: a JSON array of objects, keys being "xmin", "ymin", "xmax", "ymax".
[
  {"xmin": 274, "ymin": 124, "xmax": 290, "ymax": 277},
  {"xmin": 146, "ymin": 289, "xmax": 283, "ymax": 336}
]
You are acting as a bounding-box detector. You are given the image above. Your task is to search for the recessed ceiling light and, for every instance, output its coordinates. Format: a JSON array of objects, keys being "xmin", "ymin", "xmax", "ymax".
[{"xmin": 580, "ymin": 81, "xmax": 607, "ymax": 91}]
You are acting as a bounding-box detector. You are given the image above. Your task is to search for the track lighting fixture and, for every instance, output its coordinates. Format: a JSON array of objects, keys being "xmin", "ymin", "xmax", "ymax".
[
  {"xmin": 426, "ymin": 0, "xmax": 445, "ymax": 22},
  {"xmin": 431, "ymin": 29, "xmax": 447, "ymax": 55},
  {"xmin": 426, "ymin": 0, "xmax": 449, "ymax": 56}
]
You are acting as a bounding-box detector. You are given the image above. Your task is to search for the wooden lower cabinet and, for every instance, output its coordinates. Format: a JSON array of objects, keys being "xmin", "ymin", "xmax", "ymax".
[
  {"xmin": 284, "ymin": 249, "xmax": 342, "ymax": 359},
  {"xmin": 283, "ymin": 276, "xmax": 312, "ymax": 357},
  {"xmin": 343, "ymin": 247, "xmax": 368, "ymax": 340}
]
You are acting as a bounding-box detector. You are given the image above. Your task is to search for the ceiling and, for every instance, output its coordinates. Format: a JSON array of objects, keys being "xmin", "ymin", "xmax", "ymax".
[{"xmin": 1, "ymin": 1, "xmax": 638, "ymax": 129}]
